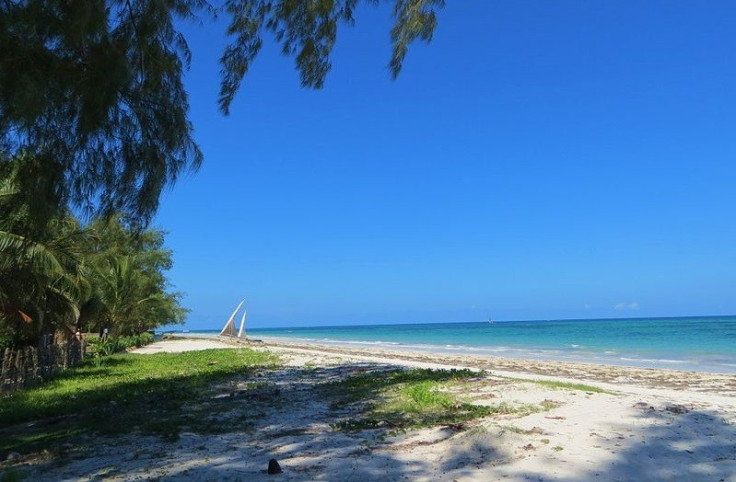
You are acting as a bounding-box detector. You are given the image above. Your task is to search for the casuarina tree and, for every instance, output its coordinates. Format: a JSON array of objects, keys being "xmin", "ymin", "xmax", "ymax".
[{"xmin": 0, "ymin": 0, "xmax": 443, "ymax": 224}]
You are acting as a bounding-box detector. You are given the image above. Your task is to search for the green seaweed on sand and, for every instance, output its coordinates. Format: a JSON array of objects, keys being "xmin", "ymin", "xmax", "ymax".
[
  {"xmin": 529, "ymin": 379, "xmax": 614, "ymax": 394},
  {"xmin": 326, "ymin": 368, "xmax": 539, "ymax": 432}
]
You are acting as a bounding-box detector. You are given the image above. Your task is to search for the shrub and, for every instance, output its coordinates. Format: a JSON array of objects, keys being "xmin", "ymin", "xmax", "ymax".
[{"xmin": 115, "ymin": 332, "xmax": 155, "ymax": 352}]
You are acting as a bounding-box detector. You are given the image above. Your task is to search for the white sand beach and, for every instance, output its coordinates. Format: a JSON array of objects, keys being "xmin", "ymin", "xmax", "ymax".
[{"xmin": 20, "ymin": 337, "xmax": 736, "ymax": 481}]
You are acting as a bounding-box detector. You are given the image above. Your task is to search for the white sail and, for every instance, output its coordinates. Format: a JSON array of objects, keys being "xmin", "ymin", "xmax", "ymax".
[
  {"xmin": 219, "ymin": 299, "xmax": 245, "ymax": 337},
  {"xmin": 237, "ymin": 309, "xmax": 247, "ymax": 338}
]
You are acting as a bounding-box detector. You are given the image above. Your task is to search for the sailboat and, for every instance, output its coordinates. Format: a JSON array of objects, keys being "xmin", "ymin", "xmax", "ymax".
[
  {"xmin": 488, "ymin": 316, "xmax": 494, "ymax": 326},
  {"xmin": 237, "ymin": 308, "xmax": 247, "ymax": 338},
  {"xmin": 219, "ymin": 299, "xmax": 248, "ymax": 339}
]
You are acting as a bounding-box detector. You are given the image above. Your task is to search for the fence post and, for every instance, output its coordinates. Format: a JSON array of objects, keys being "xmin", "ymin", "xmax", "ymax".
[
  {"xmin": 1, "ymin": 347, "xmax": 11, "ymax": 391},
  {"xmin": 14, "ymin": 348, "xmax": 23, "ymax": 390},
  {"xmin": 30, "ymin": 346, "xmax": 40, "ymax": 388}
]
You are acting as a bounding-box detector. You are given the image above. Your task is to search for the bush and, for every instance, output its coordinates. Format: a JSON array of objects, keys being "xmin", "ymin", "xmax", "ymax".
[
  {"xmin": 115, "ymin": 332, "xmax": 154, "ymax": 351},
  {"xmin": 87, "ymin": 332, "xmax": 155, "ymax": 364},
  {"xmin": 0, "ymin": 329, "xmax": 15, "ymax": 350},
  {"xmin": 87, "ymin": 336, "xmax": 116, "ymax": 359}
]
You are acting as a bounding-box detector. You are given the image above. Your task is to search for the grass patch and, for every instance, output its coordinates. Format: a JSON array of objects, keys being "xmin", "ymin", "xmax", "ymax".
[
  {"xmin": 540, "ymin": 399, "xmax": 562, "ymax": 410},
  {"xmin": 0, "ymin": 348, "xmax": 279, "ymax": 455},
  {"xmin": 327, "ymin": 368, "xmax": 532, "ymax": 432},
  {"xmin": 530, "ymin": 380, "xmax": 613, "ymax": 394},
  {"xmin": 327, "ymin": 368, "xmax": 481, "ymax": 405},
  {"xmin": 499, "ymin": 424, "xmax": 545, "ymax": 435}
]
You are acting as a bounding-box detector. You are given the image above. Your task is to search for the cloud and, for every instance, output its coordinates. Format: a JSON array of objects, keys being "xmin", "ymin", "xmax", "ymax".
[
  {"xmin": 614, "ymin": 302, "xmax": 639, "ymax": 310},
  {"xmin": 583, "ymin": 303, "xmax": 592, "ymax": 310}
]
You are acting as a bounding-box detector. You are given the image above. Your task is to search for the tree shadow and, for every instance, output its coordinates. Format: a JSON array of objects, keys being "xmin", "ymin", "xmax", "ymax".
[
  {"xmin": 4, "ymin": 361, "xmax": 508, "ymax": 480},
  {"xmin": 6, "ymin": 359, "xmax": 735, "ymax": 481},
  {"xmin": 453, "ymin": 400, "xmax": 736, "ymax": 481},
  {"xmin": 49, "ymin": 357, "xmax": 134, "ymax": 382},
  {"xmin": 598, "ymin": 407, "xmax": 736, "ymax": 481},
  {"xmin": 0, "ymin": 351, "xmax": 273, "ymax": 454}
]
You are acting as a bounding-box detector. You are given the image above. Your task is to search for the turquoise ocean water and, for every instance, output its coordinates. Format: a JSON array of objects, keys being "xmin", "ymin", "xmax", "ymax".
[{"xmin": 189, "ymin": 316, "xmax": 736, "ymax": 373}]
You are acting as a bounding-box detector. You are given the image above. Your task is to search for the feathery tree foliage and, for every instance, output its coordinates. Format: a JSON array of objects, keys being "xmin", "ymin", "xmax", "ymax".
[
  {"xmin": 0, "ymin": 0, "xmax": 443, "ymax": 223},
  {"xmin": 218, "ymin": 0, "xmax": 444, "ymax": 113},
  {"xmin": 0, "ymin": 1, "xmax": 442, "ymax": 345}
]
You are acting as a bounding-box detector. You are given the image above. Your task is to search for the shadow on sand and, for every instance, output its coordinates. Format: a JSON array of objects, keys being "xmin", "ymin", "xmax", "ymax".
[{"xmin": 5, "ymin": 360, "xmax": 736, "ymax": 481}]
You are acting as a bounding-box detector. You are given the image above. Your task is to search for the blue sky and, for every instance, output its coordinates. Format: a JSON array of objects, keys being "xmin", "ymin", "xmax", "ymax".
[{"xmin": 155, "ymin": 1, "xmax": 736, "ymax": 330}]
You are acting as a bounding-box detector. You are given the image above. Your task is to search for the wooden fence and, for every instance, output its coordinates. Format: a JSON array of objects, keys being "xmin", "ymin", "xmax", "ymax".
[{"xmin": 0, "ymin": 341, "xmax": 85, "ymax": 392}]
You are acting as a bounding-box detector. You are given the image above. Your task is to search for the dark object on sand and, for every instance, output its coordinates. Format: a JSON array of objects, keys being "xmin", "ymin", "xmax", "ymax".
[{"xmin": 268, "ymin": 458, "xmax": 282, "ymax": 474}]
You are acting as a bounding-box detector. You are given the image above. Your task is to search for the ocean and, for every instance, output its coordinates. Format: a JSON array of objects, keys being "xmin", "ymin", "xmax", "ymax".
[{"xmin": 187, "ymin": 315, "xmax": 736, "ymax": 373}]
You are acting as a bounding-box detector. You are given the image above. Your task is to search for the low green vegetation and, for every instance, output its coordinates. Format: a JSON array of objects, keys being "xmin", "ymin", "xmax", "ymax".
[
  {"xmin": 529, "ymin": 379, "xmax": 613, "ymax": 394},
  {"xmin": 86, "ymin": 332, "xmax": 156, "ymax": 364},
  {"xmin": 500, "ymin": 424, "xmax": 546, "ymax": 435},
  {"xmin": 540, "ymin": 399, "xmax": 562, "ymax": 410},
  {"xmin": 0, "ymin": 348, "xmax": 279, "ymax": 455},
  {"xmin": 504, "ymin": 377, "xmax": 613, "ymax": 394},
  {"xmin": 327, "ymin": 368, "xmax": 540, "ymax": 432}
]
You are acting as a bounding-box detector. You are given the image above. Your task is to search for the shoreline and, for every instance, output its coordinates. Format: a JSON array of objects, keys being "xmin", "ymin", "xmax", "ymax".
[
  {"xmin": 248, "ymin": 337, "xmax": 736, "ymax": 402},
  {"xmin": 164, "ymin": 334, "xmax": 736, "ymax": 406},
  {"xmin": 170, "ymin": 315, "xmax": 736, "ymax": 375},
  {"xmin": 257, "ymin": 336, "xmax": 736, "ymax": 374},
  {"xmin": 173, "ymin": 330, "xmax": 736, "ymax": 379}
]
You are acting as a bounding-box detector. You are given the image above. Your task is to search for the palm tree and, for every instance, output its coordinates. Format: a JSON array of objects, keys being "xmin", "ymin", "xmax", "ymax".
[
  {"xmin": 88, "ymin": 251, "xmax": 186, "ymax": 337},
  {"xmin": 1, "ymin": 158, "xmax": 186, "ymax": 345},
  {"xmin": 0, "ymin": 164, "xmax": 92, "ymax": 344}
]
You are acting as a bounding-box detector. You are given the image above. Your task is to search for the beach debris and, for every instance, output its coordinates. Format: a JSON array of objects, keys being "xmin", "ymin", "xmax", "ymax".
[
  {"xmin": 5, "ymin": 452, "xmax": 21, "ymax": 462},
  {"xmin": 664, "ymin": 404, "xmax": 690, "ymax": 414},
  {"xmin": 633, "ymin": 401, "xmax": 655, "ymax": 411},
  {"xmin": 268, "ymin": 458, "xmax": 283, "ymax": 474}
]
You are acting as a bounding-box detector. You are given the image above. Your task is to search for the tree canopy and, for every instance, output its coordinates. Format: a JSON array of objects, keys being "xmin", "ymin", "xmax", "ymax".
[
  {"xmin": 1, "ymin": 156, "xmax": 186, "ymax": 346},
  {"xmin": 0, "ymin": 153, "xmax": 186, "ymax": 347},
  {"xmin": 0, "ymin": 0, "xmax": 443, "ymax": 224},
  {"xmin": 0, "ymin": 1, "xmax": 442, "ymax": 345}
]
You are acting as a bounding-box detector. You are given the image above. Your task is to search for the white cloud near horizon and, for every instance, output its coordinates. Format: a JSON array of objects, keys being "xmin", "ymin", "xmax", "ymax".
[{"xmin": 614, "ymin": 302, "xmax": 640, "ymax": 310}]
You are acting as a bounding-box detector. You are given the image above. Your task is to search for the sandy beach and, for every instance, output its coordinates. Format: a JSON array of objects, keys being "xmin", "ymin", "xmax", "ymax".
[{"xmin": 16, "ymin": 337, "xmax": 736, "ymax": 481}]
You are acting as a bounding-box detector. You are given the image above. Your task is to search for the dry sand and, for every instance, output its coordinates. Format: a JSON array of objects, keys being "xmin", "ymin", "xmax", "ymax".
[{"xmin": 17, "ymin": 337, "xmax": 736, "ymax": 481}]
